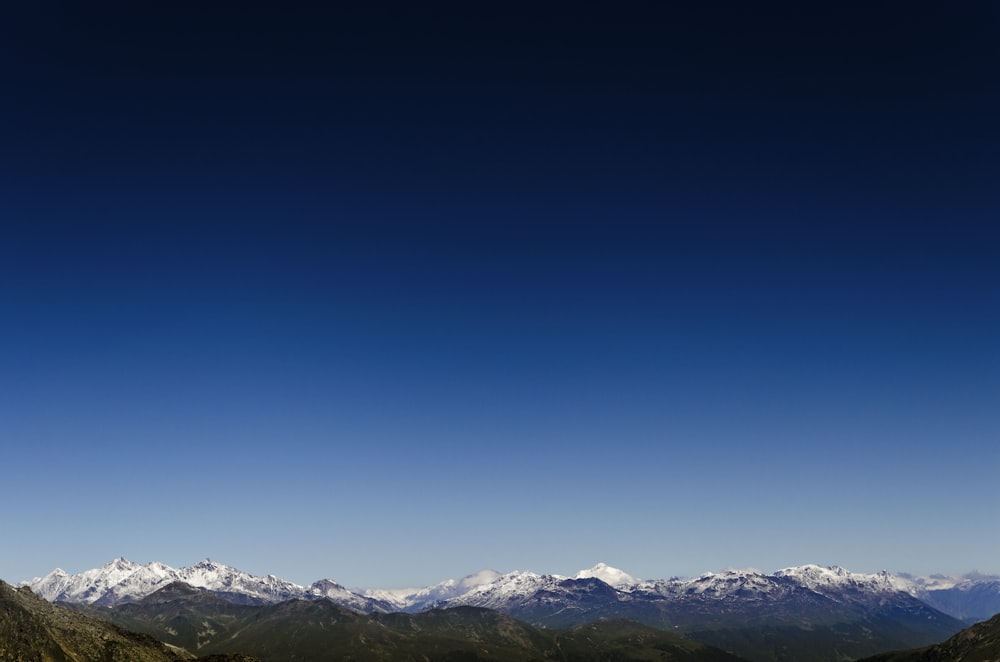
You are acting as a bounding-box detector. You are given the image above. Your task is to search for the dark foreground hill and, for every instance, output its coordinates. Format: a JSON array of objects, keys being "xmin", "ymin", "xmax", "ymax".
[
  {"xmin": 0, "ymin": 579, "xmax": 256, "ymax": 662},
  {"xmin": 0, "ymin": 579, "xmax": 184, "ymax": 662},
  {"xmin": 69, "ymin": 581, "xmax": 747, "ymax": 661},
  {"xmin": 861, "ymin": 611, "xmax": 1000, "ymax": 661}
]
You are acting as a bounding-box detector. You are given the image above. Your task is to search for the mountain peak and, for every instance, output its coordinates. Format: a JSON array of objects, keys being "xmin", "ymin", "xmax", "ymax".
[
  {"xmin": 193, "ymin": 558, "xmax": 223, "ymax": 568},
  {"xmin": 310, "ymin": 578, "xmax": 347, "ymax": 589},
  {"xmin": 774, "ymin": 564, "xmax": 900, "ymax": 595},
  {"xmin": 20, "ymin": 557, "xmax": 999, "ymax": 627},
  {"xmin": 103, "ymin": 556, "xmax": 138, "ymax": 569},
  {"xmin": 575, "ymin": 563, "xmax": 640, "ymax": 587}
]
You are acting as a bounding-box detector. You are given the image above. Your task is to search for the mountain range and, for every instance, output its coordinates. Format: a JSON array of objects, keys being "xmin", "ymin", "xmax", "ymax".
[
  {"xmin": 23, "ymin": 558, "xmax": 1000, "ymax": 623},
  {"xmin": 18, "ymin": 558, "xmax": 1000, "ymax": 661},
  {"xmin": 22, "ymin": 557, "xmax": 392, "ymax": 612}
]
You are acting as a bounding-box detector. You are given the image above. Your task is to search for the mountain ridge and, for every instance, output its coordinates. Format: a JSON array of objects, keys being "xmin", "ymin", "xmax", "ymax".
[
  {"xmin": 20, "ymin": 558, "xmax": 982, "ymax": 662},
  {"xmin": 24, "ymin": 557, "xmax": 394, "ymax": 612},
  {"xmin": 21, "ymin": 557, "xmax": 1000, "ymax": 624}
]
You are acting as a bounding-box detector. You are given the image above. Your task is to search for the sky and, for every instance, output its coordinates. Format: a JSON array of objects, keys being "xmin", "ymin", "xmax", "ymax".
[{"xmin": 1, "ymin": 2, "xmax": 998, "ymax": 589}]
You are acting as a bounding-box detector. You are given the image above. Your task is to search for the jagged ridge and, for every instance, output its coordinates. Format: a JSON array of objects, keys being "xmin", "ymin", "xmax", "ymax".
[{"xmin": 23, "ymin": 557, "xmax": 393, "ymax": 613}]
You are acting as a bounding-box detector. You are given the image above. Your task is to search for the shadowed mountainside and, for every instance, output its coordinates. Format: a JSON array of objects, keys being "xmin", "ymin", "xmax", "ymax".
[
  {"xmin": 69, "ymin": 581, "xmax": 747, "ymax": 661},
  {"xmin": 861, "ymin": 611, "xmax": 1000, "ymax": 661},
  {"xmin": 0, "ymin": 579, "xmax": 187, "ymax": 662},
  {"xmin": 0, "ymin": 579, "xmax": 256, "ymax": 662}
]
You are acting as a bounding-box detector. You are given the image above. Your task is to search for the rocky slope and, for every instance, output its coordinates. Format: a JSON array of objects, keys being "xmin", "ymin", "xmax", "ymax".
[{"xmin": 0, "ymin": 579, "xmax": 255, "ymax": 662}]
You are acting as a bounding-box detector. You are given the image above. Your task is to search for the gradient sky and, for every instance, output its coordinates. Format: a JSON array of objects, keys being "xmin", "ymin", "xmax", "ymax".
[{"xmin": 1, "ymin": 3, "xmax": 998, "ymax": 589}]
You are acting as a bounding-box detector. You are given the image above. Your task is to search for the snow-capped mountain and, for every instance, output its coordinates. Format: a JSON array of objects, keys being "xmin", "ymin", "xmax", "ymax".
[
  {"xmin": 439, "ymin": 571, "xmax": 629, "ymax": 627},
  {"xmin": 641, "ymin": 568, "xmax": 781, "ymax": 600},
  {"xmin": 22, "ymin": 558, "xmax": 388, "ymax": 612},
  {"xmin": 647, "ymin": 564, "xmax": 909, "ymax": 609},
  {"xmin": 20, "ymin": 558, "xmax": 1000, "ymax": 627},
  {"xmin": 174, "ymin": 558, "xmax": 306, "ymax": 605},
  {"xmin": 438, "ymin": 564, "xmax": 927, "ymax": 618},
  {"xmin": 575, "ymin": 562, "xmax": 640, "ymax": 587},
  {"xmin": 774, "ymin": 563, "xmax": 900, "ymax": 597},
  {"xmin": 306, "ymin": 578, "xmax": 394, "ymax": 613},
  {"xmin": 362, "ymin": 565, "xmax": 637, "ymax": 612},
  {"xmin": 426, "ymin": 561, "xmax": 964, "ymax": 662},
  {"xmin": 19, "ymin": 559, "xmax": 983, "ymax": 662},
  {"xmin": 25, "ymin": 558, "xmax": 180, "ymax": 606},
  {"xmin": 435, "ymin": 570, "xmax": 565, "ymax": 611}
]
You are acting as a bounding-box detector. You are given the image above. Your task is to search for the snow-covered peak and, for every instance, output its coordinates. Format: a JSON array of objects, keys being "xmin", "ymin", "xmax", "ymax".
[
  {"xmin": 19, "ymin": 557, "xmax": 405, "ymax": 613},
  {"xmin": 438, "ymin": 570, "xmax": 567, "ymax": 610},
  {"xmin": 774, "ymin": 564, "xmax": 897, "ymax": 593},
  {"xmin": 692, "ymin": 568, "xmax": 767, "ymax": 583},
  {"xmin": 464, "ymin": 570, "xmax": 547, "ymax": 595},
  {"xmin": 307, "ymin": 579, "xmax": 394, "ymax": 613},
  {"xmin": 34, "ymin": 567, "xmax": 68, "ymax": 583},
  {"xmin": 21, "ymin": 558, "xmax": 306, "ymax": 606},
  {"xmin": 94, "ymin": 558, "xmax": 143, "ymax": 582},
  {"xmin": 103, "ymin": 557, "xmax": 136, "ymax": 569},
  {"xmin": 22, "ymin": 558, "xmax": 174, "ymax": 605},
  {"xmin": 672, "ymin": 568, "xmax": 778, "ymax": 598},
  {"xmin": 776, "ymin": 564, "xmax": 849, "ymax": 581},
  {"xmin": 632, "ymin": 565, "xmax": 911, "ymax": 605},
  {"xmin": 176, "ymin": 560, "xmax": 306, "ymax": 604},
  {"xmin": 187, "ymin": 558, "xmax": 228, "ymax": 574},
  {"xmin": 575, "ymin": 563, "xmax": 640, "ymax": 587}
]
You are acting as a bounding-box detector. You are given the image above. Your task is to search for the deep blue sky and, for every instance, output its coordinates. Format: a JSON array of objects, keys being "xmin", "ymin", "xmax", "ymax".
[{"xmin": 1, "ymin": 2, "xmax": 998, "ymax": 588}]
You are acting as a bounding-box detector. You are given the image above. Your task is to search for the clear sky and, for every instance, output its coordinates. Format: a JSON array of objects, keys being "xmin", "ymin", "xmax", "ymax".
[{"xmin": 1, "ymin": 3, "xmax": 998, "ymax": 589}]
